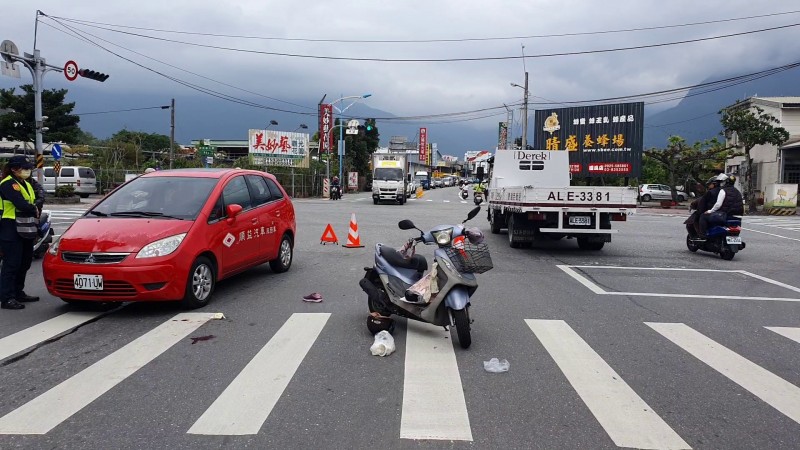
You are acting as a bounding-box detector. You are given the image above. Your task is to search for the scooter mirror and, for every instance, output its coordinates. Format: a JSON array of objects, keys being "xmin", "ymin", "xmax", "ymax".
[
  {"xmin": 398, "ymin": 219, "xmax": 416, "ymax": 230},
  {"xmin": 466, "ymin": 206, "xmax": 481, "ymax": 221}
]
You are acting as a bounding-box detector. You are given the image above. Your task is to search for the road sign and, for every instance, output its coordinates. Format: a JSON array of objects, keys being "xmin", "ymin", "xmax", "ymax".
[
  {"xmin": 346, "ymin": 119, "xmax": 360, "ymax": 135},
  {"xmin": 51, "ymin": 144, "xmax": 62, "ymax": 160},
  {"xmin": 53, "ymin": 161, "xmax": 61, "ymax": 174},
  {"xmin": 0, "ymin": 40, "xmax": 21, "ymax": 78},
  {"xmin": 64, "ymin": 60, "xmax": 78, "ymax": 81}
]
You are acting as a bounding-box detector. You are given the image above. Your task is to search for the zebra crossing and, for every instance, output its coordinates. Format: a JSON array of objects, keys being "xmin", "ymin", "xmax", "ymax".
[
  {"xmin": 1, "ymin": 311, "xmax": 799, "ymax": 447},
  {"xmin": 743, "ymin": 216, "xmax": 800, "ymax": 233}
]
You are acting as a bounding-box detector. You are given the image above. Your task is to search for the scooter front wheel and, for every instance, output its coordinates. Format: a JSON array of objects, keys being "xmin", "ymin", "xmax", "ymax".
[{"xmin": 451, "ymin": 307, "xmax": 471, "ymax": 349}]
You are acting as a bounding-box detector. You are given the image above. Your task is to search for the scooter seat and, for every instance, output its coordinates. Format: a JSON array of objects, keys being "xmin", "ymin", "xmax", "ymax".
[{"xmin": 379, "ymin": 246, "xmax": 428, "ymax": 272}]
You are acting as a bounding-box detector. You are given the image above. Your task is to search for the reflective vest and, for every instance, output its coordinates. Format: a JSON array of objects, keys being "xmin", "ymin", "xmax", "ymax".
[{"xmin": 0, "ymin": 175, "xmax": 35, "ymax": 219}]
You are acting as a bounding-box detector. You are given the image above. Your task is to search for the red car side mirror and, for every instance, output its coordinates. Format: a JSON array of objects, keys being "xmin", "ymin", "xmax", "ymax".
[{"xmin": 225, "ymin": 204, "xmax": 243, "ymax": 224}]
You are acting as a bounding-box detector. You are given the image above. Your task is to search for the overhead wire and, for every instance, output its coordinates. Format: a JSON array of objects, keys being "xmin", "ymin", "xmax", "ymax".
[
  {"xmin": 45, "ymin": 16, "xmax": 800, "ymax": 63},
  {"xmin": 48, "ymin": 10, "xmax": 800, "ymax": 44},
  {"xmin": 74, "ymin": 105, "xmax": 169, "ymax": 115}
]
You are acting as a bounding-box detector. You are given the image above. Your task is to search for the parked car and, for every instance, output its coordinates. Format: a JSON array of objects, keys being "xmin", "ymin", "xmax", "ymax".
[
  {"xmin": 43, "ymin": 166, "xmax": 97, "ymax": 198},
  {"xmin": 432, "ymin": 178, "xmax": 443, "ymax": 188},
  {"xmin": 43, "ymin": 168, "xmax": 296, "ymax": 308},
  {"xmin": 638, "ymin": 184, "xmax": 687, "ymax": 202}
]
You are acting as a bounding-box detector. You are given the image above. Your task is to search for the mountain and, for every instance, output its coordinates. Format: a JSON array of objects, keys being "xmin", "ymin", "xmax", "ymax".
[{"xmin": 642, "ymin": 66, "xmax": 800, "ymax": 149}]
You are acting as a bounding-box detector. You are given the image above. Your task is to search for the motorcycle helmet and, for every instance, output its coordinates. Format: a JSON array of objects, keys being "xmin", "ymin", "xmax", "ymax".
[
  {"xmin": 367, "ymin": 314, "xmax": 395, "ymax": 335},
  {"xmin": 705, "ymin": 176, "xmax": 718, "ymax": 188}
]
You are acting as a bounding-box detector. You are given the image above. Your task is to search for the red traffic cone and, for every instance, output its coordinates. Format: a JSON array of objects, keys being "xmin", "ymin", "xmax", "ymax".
[{"xmin": 343, "ymin": 213, "xmax": 364, "ymax": 248}]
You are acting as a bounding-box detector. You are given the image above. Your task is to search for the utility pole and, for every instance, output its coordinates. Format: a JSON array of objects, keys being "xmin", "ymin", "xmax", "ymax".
[
  {"xmin": 521, "ymin": 71, "xmax": 529, "ymax": 150},
  {"xmin": 169, "ymin": 98, "xmax": 175, "ymax": 169}
]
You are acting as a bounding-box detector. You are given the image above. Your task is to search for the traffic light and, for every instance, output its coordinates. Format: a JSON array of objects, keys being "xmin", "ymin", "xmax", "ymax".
[
  {"xmin": 78, "ymin": 69, "xmax": 110, "ymax": 82},
  {"xmin": 365, "ymin": 118, "xmax": 375, "ymax": 131}
]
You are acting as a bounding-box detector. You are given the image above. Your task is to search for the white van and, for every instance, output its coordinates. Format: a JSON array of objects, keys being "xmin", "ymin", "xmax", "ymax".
[{"xmin": 42, "ymin": 166, "xmax": 97, "ymax": 198}]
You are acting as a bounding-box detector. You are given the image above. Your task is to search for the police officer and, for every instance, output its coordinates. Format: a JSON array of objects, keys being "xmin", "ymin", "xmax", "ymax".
[{"xmin": 0, "ymin": 156, "xmax": 41, "ymax": 310}]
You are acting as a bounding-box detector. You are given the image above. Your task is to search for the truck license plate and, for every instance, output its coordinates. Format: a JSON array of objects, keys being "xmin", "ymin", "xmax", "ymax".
[
  {"xmin": 726, "ymin": 236, "xmax": 742, "ymax": 245},
  {"xmin": 569, "ymin": 216, "xmax": 591, "ymax": 226},
  {"xmin": 74, "ymin": 274, "xmax": 103, "ymax": 291}
]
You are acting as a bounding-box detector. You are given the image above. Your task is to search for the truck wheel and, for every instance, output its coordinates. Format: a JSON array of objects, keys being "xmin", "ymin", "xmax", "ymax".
[
  {"xmin": 451, "ymin": 307, "xmax": 471, "ymax": 349},
  {"xmin": 490, "ymin": 210, "xmax": 502, "ymax": 234},
  {"xmin": 577, "ymin": 238, "xmax": 604, "ymax": 251},
  {"xmin": 507, "ymin": 214, "xmax": 523, "ymax": 249},
  {"xmin": 373, "ymin": 198, "xmax": 378, "ymax": 205}
]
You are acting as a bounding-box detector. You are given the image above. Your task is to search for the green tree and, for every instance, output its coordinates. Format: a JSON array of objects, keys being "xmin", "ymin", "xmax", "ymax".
[
  {"xmin": 336, "ymin": 118, "xmax": 380, "ymax": 180},
  {"xmin": 644, "ymin": 136, "xmax": 738, "ymax": 201},
  {"xmin": 720, "ymin": 104, "xmax": 790, "ymax": 212},
  {"xmin": 0, "ymin": 85, "xmax": 81, "ymax": 143}
]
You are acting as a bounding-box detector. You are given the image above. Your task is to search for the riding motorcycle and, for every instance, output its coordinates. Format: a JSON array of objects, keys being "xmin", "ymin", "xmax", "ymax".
[
  {"xmin": 685, "ymin": 209, "xmax": 745, "ymax": 260},
  {"xmin": 330, "ymin": 184, "xmax": 342, "ymax": 201},
  {"xmin": 473, "ymin": 190, "xmax": 484, "ymax": 205},
  {"xmin": 359, "ymin": 206, "xmax": 492, "ymax": 348},
  {"xmin": 459, "ymin": 188, "xmax": 469, "ymax": 200}
]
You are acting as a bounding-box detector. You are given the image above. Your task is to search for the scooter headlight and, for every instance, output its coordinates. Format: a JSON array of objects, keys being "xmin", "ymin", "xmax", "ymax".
[{"xmin": 432, "ymin": 228, "xmax": 454, "ymax": 246}]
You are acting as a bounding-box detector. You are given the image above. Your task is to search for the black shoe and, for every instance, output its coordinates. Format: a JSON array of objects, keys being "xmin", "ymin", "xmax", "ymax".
[
  {"xmin": 1, "ymin": 300, "xmax": 25, "ymax": 310},
  {"xmin": 17, "ymin": 293, "xmax": 39, "ymax": 302}
]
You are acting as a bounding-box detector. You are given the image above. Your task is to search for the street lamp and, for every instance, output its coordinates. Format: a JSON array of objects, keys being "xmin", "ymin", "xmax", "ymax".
[
  {"xmin": 511, "ymin": 72, "xmax": 529, "ymax": 150},
  {"xmin": 161, "ymin": 101, "xmax": 175, "ymax": 168},
  {"xmin": 331, "ymin": 93, "xmax": 372, "ymax": 186},
  {"xmin": 266, "ymin": 120, "xmax": 278, "ymax": 129},
  {"xmin": 294, "ymin": 124, "xmax": 308, "ymax": 132}
]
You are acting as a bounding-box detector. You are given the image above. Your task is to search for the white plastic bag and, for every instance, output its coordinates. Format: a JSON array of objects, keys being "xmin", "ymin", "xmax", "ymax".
[
  {"xmin": 483, "ymin": 358, "xmax": 510, "ymax": 373},
  {"xmin": 370, "ymin": 330, "xmax": 396, "ymax": 357}
]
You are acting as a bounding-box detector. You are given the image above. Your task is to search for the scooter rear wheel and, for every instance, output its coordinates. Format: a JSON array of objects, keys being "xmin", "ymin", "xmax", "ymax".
[
  {"xmin": 451, "ymin": 308, "xmax": 471, "ymax": 349},
  {"xmin": 686, "ymin": 234, "xmax": 699, "ymax": 252}
]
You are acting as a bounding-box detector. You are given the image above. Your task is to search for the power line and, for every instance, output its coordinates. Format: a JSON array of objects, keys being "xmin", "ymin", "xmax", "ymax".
[
  {"xmin": 47, "ymin": 17, "xmax": 800, "ymax": 63},
  {"xmin": 74, "ymin": 105, "xmax": 168, "ymax": 115},
  {"xmin": 48, "ymin": 10, "xmax": 800, "ymax": 44}
]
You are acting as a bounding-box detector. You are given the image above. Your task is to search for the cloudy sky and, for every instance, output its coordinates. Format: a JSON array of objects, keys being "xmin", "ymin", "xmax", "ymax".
[{"xmin": 2, "ymin": 0, "xmax": 799, "ymax": 147}]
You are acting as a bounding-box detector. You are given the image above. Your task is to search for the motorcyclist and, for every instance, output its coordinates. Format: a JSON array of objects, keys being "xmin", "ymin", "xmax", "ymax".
[
  {"xmin": 473, "ymin": 180, "xmax": 486, "ymax": 195},
  {"xmin": 685, "ymin": 176, "xmax": 721, "ymax": 236},
  {"xmin": 698, "ymin": 173, "xmax": 743, "ymax": 238},
  {"xmin": 331, "ymin": 175, "xmax": 341, "ymax": 199}
]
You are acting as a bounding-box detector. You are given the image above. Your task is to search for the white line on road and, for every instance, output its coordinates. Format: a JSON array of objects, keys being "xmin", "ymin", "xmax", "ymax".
[
  {"xmin": 526, "ymin": 320, "xmax": 690, "ymax": 450},
  {"xmin": 555, "ymin": 265, "xmax": 608, "ymax": 294},
  {"xmin": 0, "ymin": 312, "xmax": 221, "ymax": 435},
  {"xmin": 742, "ymin": 227, "xmax": 800, "ymax": 242},
  {"xmin": 765, "ymin": 326, "xmax": 800, "ymax": 344},
  {"xmin": 0, "ymin": 311, "xmax": 105, "ymax": 362},
  {"xmin": 647, "ymin": 322, "xmax": 800, "ymax": 426},
  {"xmin": 611, "ymin": 292, "xmax": 800, "ymax": 302},
  {"xmin": 401, "ymin": 321, "xmax": 472, "ymax": 441},
  {"xmin": 188, "ymin": 313, "xmax": 330, "ymax": 435}
]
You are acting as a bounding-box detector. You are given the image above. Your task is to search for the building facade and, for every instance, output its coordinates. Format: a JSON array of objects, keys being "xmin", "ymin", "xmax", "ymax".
[{"xmin": 724, "ymin": 97, "xmax": 800, "ymax": 197}]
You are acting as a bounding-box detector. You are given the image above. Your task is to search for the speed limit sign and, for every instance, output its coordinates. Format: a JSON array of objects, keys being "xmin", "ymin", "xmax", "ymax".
[{"xmin": 64, "ymin": 60, "xmax": 78, "ymax": 81}]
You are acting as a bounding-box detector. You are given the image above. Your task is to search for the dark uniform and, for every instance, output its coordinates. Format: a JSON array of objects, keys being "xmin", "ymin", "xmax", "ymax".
[{"xmin": 0, "ymin": 157, "xmax": 41, "ymax": 310}]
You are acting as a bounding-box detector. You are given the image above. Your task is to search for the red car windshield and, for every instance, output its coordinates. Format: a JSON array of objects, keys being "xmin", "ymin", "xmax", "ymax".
[{"xmin": 90, "ymin": 176, "xmax": 219, "ymax": 220}]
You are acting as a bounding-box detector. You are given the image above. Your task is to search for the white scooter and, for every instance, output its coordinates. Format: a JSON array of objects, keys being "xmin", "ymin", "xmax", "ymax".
[{"xmin": 359, "ymin": 206, "xmax": 493, "ymax": 348}]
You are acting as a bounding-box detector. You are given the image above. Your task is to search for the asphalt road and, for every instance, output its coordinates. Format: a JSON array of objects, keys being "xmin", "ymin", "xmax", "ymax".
[{"xmin": 1, "ymin": 188, "xmax": 799, "ymax": 449}]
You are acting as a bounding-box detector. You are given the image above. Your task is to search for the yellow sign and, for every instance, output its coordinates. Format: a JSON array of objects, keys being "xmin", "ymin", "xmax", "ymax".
[{"xmin": 377, "ymin": 161, "xmax": 400, "ymax": 168}]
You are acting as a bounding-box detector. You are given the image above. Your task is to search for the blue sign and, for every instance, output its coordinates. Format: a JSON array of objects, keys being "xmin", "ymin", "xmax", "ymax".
[{"xmin": 51, "ymin": 144, "xmax": 62, "ymax": 160}]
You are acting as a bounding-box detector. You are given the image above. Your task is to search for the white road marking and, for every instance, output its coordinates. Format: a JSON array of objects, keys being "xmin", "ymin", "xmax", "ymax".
[
  {"xmin": 426, "ymin": 199, "xmax": 433, "ymax": 202},
  {"xmin": 0, "ymin": 311, "xmax": 105, "ymax": 362},
  {"xmin": 527, "ymin": 320, "xmax": 690, "ymax": 450},
  {"xmin": 401, "ymin": 321, "xmax": 472, "ymax": 441},
  {"xmin": 765, "ymin": 326, "xmax": 800, "ymax": 344},
  {"xmin": 742, "ymin": 227, "xmax": 800, "ymax": 242},
  {"xmin": 443, "ymin": 200, "xmax": 450, "ymax": 203},
  {"xmin": 188, "ymin": 313, "xmax": 330, "ymax": 435},
  {"xmin": 647, "ymin": 322, "xmax": 800, "ymax": 425},
  {"xmin": 556, "ymin": 265, "xmax": 606, "ymax": 294},
  {"xmin": 0, "ymin": 313, "xmax": 221, "ymax": 435},
  {"xmin": 559, "ymin": 266, "xmax": 800, "ymax": 302}
]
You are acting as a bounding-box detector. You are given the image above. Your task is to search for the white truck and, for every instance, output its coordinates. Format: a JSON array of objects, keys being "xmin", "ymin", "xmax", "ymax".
[
  {"xmin": 486, "ymin": 149, "xmax": 638, "ymax": 250},
  {"xmin": 372, "ymin": 153, "xmax": 411, "ymax": 205}
]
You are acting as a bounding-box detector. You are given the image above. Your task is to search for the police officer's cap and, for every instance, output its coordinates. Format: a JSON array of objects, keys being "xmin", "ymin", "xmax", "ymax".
[{"xmin": 7, "ymin": 155, "xmax": 34, "ymax": 169}]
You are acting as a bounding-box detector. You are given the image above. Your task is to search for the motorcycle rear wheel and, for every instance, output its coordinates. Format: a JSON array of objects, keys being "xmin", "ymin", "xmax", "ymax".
[
  {"xmin": 451, "ymin": 307, "xmax": 471, "ymax": 349},
  {"xmin": 720, "ymin": 246, "xmax": 735, "ymax": 261},
  {"xmin": 686, "ymin": 234, "xmax": 699, "ymax": 252}
]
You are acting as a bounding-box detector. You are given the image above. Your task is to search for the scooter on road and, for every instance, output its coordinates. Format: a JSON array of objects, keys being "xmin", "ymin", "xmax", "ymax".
[
  {"xmin": 685, "ymin": 209, "xmax": 746, "ymax": 260},
  {"xmin": 359, "ymin": 206, "xmax": 492, "ymax": 348}
]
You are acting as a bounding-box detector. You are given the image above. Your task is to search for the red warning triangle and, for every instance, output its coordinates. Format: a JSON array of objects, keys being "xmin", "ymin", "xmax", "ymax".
[{"xmin": 320, "ymin": 224, "xmax": 339, "ymax": 245}]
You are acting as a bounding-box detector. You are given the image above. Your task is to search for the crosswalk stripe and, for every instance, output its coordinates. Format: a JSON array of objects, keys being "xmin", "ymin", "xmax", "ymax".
[
  {"xmin": 188, "ymin": 313, "xmax": 330, "ymax": 435},
  {"xmin": 0, "ymin": 312, "xmax": 105, "ymax": 362},
  {"xmin": 0, "ymin": 312, "xmax": 220, "ymax": 435},
  {"xmin": 526, "ymin": 319, "xmax": 690, "ymax": 450},
  {"xmin": 765, "ymin": 326, "xmax": 800, "ymax": 344},
  {"xmin": 400, "ymin": 321, "xmax": 472, "ymax": 441},
  {"xmin": 647, "ymin": 322, "xmax": 800, "ymax": 425}
]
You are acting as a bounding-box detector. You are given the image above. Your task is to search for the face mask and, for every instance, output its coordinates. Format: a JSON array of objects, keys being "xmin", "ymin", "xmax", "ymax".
[{"xmin": 18, "ymin": 169, "xmax": 32, "ymax": 179}]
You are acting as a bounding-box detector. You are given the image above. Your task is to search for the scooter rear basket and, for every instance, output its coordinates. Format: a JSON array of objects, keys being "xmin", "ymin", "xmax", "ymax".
[{"xmin": 444, "ymin": 243, "xmax": 493, "ymax": 274}]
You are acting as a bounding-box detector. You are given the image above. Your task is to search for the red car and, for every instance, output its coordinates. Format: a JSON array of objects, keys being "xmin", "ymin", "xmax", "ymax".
[{"xmin": 43, "ymin": 169, "xmax": 296, "ymax": 308}]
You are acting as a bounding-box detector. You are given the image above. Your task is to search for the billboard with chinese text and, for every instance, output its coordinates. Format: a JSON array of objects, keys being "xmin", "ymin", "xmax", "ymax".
[
  {"xmin": 498, "ymin": 122, "xmax": 508, "ymax": 150},
  {"xmin": 533, "ymin": 102, "xmax": 644, "ymax": 177},
  {"xmin": 248, "ymin": 129, "xmax": 310, "ymax": 168},
  {"xmin": 318, "ymin": 104, "xmax": 333, "ymax": 154},
  {"xmin": 419, "ymin": 127, "xmax": 427, "ymax": 162}
]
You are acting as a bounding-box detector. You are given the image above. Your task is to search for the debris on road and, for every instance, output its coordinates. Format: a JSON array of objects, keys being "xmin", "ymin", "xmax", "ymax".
[
  {"xmin": 483, "ymin": 358, "xmax": 510, "ymax": 373},
  {"xmin": 303, "ymin": 293, "xmax": 323, "ymax": 303},
  {"xmin": 190, "ymin": 335, "xmax": 216, "ymax": 345},
  {"xmin": 370, "ymin": 330, "xmax": 396, "ymax": 357}
]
